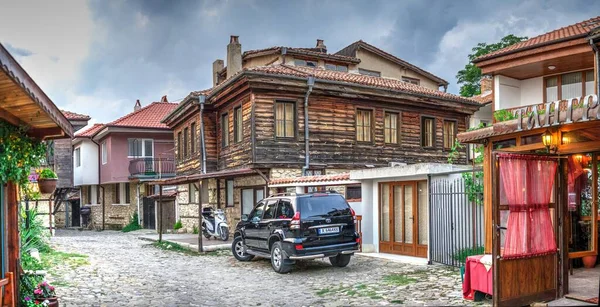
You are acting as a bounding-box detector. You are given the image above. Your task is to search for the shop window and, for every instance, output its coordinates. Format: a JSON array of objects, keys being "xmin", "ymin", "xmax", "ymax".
[
  {"xmin": 421, "ymin": 117, "xmax": 435, "ymax": 148},
  {"xmin": 384, "ymin": 112, "xmax": 399, "ymax": 144},
  {"xmin": 346, "ymin": 185, "xmax": 361, "ymax": 200},
  {"xmin": 356, "ymin": 109, "xmax": 372, "ymax": 142},
  {"xmin": 443, "ymin": 120, "xmax": 456, "ymax": 149},
  {"xmin": 275, "ymin": 101, "xmax": 295, "ymax": 138}
]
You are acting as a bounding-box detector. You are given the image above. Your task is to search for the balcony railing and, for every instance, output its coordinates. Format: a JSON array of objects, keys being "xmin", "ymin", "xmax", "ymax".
[{"xmin": 129, "ymin": 158, "xmax": 175, "ymax": 178}]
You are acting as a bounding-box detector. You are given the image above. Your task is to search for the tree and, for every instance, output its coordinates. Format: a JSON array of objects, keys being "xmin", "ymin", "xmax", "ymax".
[{"xmin": 456, "ymin": 34, "xmax": 528, "ymax": 97}]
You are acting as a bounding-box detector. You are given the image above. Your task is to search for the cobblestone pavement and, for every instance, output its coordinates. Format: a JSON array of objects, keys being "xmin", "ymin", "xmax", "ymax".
[{"xmin": 49, "ymin": 230, "xmax": 490, "ymax": 306}]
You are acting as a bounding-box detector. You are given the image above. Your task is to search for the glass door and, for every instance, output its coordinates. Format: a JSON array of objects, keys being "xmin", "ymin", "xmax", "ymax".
[{"xmin": 567, "ymin": 153, "xmax": 598, "ymax": 259}]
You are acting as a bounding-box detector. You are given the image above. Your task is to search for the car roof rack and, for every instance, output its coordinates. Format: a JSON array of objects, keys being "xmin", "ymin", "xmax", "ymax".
[
  {"xmin": 306, "ymin": 189, "xmax": 340, "ymax": 195},
  {"xmin": 267, "ymin": 192, "xmax": 297, "ymax": 198}
]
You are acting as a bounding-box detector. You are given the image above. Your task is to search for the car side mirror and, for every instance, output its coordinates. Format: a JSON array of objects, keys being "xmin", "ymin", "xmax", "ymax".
[{"xmin": 241, "ymin": 214, "xmax": 248, "ymax": 222}]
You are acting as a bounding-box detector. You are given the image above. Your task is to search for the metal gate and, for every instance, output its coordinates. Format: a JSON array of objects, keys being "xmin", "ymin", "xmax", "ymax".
[
  {"xmin": 429, "ymin": 171, "xmax": 484, "ymax": 267},
  {"xmin": 142, "ymin": 197, "xmax": 155, "ymax": 229}
]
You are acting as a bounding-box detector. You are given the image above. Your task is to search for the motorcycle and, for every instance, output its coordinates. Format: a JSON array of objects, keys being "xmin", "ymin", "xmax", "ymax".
[{"xmin": 201, "ymin": 207, "xmax": 229, "ymax": 241}]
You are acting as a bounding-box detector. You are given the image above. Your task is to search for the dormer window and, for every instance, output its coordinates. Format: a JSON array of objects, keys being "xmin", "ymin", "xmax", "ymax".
[
  {"xmin": 325, "ymin": 63, "xmax": 348, "ymax": 72},
  {"xmin": 294, "ymin": 59, "xmax": 317, "ymax": 68}
]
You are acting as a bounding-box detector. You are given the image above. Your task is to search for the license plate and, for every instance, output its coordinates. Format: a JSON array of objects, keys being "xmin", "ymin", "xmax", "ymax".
[{"xmin": 318, "ymin": 227, "xmax": 340, "ymax": 235}]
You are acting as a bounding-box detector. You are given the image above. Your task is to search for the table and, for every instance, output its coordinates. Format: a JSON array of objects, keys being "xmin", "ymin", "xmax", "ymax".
[{"xmin": 462, "ymin": 254, "xmax": 493, "ymax": 300}]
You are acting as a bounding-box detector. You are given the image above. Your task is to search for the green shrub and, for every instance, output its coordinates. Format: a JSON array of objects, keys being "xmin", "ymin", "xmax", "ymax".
[
  {"xmin": 38, "ymin": 168, "xmax": 57, "ymax": 179},
  {"xmin": 453, "ymin": 246, "xmax": 485, "ymax": 264},
  {"xmin": 493, "ymin": 109, "xmax": 518, "ymax": 122},
  {"xmin": 20, "ymin": 209, "xmax": 50, "ymax": 254},
  {"xmin": 173, "ymin": 220, "xmax": 183, "ymax": 230},
  {"xmin": 122, "ymin": 213, "xmax": 142, "ymax": 233},
  {"xmin": 193, "ymin": 225, "xmax": 199, "ymax": 234}
]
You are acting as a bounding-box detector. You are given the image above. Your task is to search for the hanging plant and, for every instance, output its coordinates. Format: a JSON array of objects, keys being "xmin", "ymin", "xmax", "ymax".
[{"xmin": 0, "ymin": 120, "xmax": 47, "ymax": 185}]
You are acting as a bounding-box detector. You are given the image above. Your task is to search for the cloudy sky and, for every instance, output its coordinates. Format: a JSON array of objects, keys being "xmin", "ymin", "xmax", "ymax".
[{"xmin": 0, "ymin": 0, "xmax": 598, "ymax": 125}]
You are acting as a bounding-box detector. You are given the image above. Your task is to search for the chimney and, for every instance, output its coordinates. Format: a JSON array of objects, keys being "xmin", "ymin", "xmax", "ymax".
[
  {"xmin": 161, "ymin": 95, "xmax": 168, "ymax": 103},
  {"xmin": 226, "ymin": 35, "xmax": 242, "ymax": 78},
  {"xmin": 134, "ymin": 99, "xmax": 141, "ymax": 112},
  {"xmin": 315, "ymin": 39, "xmax": 327, "ymax": 53},
  {"xmin": 480, "ymin": 76, "xmax": 493, "ymax": 93},
  {"xmin": 212, "ymin": 59, "xmax": 224, "ymax": 86}
]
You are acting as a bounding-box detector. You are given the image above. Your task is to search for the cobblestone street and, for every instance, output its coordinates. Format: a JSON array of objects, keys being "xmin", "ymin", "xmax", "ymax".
[{"xmin": 49, "ymin": 230, "xmax": 488, "ymax": 306}]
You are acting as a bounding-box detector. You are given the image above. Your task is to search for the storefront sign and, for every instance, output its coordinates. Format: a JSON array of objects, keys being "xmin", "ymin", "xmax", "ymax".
[{"xmin": 515, "ymin": 94, "xmax": 599, "ymax": 131}]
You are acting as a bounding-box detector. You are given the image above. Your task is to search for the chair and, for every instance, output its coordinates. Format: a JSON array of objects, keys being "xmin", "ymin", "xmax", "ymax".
[{"xmin": 0, "ymin": 272, "xmax": 16, "ymax": 307}]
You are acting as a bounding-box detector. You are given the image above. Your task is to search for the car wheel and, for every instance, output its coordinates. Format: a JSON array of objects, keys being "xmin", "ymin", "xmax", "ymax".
[
  {"xmin": 220, "ymin": 226, "xmax": 229, "ymax": 241},
  {"xmin": 270, "ymin": 242, "xmax": 292, "ymax": 273},
  {"xmin": 329, "ymin": 254, "xmax": 351, "ymax": 267},
  {"xmin": 232, "ymin": 237, "xmax": 254, "ymax": 262}
]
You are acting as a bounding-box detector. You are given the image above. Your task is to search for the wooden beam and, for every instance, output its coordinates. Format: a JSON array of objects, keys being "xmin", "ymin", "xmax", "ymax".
[
  {"xmin": 484, "ymin": 142, "xmax": 492, "ymax": 254},
  {"xmin": 5, "ymin": 182, "xmax": 19, "ymax": 297},
  {"xmin": 0, "ymin": 106, "xmax": 23, "ymax": 127}
]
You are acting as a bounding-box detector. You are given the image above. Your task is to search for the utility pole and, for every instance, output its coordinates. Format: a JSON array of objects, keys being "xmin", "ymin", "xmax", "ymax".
[
  {"xmin": 158, "ymin": 185, "xmax": 163, "ymax": 242},
  {"xmin": 196, "ymin": 181, "xmax": 203, "ymax": 253}
]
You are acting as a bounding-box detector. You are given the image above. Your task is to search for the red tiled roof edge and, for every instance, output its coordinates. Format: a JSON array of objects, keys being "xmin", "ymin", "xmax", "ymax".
[
  {"xmin": 270, "ymin": 173, "xmax": 351, "ymax": 185},
  {"xmin": 61, "ymin": 110, "xmax": 91, "ymax": 121},
  {"xmin": 106, "ymin": 102, "xmax": 178, "ymax": 129},
  {"xmin": 75, "ymin": 123, "xmax": 105, "ymax": 138}
]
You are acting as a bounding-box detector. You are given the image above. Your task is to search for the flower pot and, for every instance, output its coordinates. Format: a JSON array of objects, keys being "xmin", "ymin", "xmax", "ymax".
[
  {"xmin": 583, "ymin": 255, "xmax": 597, "ymax": 268},
  {"xmin": 38, "ymin": 178, "xmax": 58, "ymax": 194},
  {"xmin": 35, "ymin": 296, "xmax": 59, "ymax": 307}
]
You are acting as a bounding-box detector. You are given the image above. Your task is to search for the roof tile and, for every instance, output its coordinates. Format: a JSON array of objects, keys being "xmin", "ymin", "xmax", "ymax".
[
  {"xmin": 270, "ymin": 173, "xmax": 351, "ymax": 185},
  {"xmin": 61, "ymin": 110, "xmax": 90, "ymax": 121},
  {"xmin": 107, "ymin": 102, "xmax": 178, "ymax": 129},
  {"xmin": 75, "ymin": 123, "xmax": 105, "ymax": 137}
]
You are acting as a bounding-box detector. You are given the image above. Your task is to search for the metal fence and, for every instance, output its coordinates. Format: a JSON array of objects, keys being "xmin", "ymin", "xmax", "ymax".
[{"xmin": 429, "ymin": 171, "xmax": 485, "ymax": 267}]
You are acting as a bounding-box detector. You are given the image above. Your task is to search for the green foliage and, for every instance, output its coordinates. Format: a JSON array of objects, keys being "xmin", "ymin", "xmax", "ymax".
[
  {"xmin": 122, "ymin": 212, "xmax": 142, "ymax": 232},
  {"xmin": 453, "ymin": 246, "xmax": 485, "ymax": 263},
  {"xmin": 192, "ymin": 225, "xmax": 199, "ymax": 234},
  {"xmin": 493, "ymin": 109, "xmax": 518, "ymax": 122},
  {"xmin": 467, "ymin": 122, "xmax": 487, "ymax": 132},
  {"xmin": 173, "ymin": 219, "xmax": 183, "ymax": 230},
  {"xmin": 20, "ymin": 209, "xmax": 50, "ymax": 254},
  {"xmin": 383, "ymin": 273, "xmax": 417, "ymax": 286},
  {"xmin": 456, "ymin": 35, "xmax": 528, "ymax": 97},
  {"xmin": 447, "ymin": 139, "xmax": 464, "ymax": 164},
  {"xmin": 0, "ymin": 120, "xmax": 47, "ymax": 186},
  {"xmin": 462, "ymin": 171, "xmax": 484, "ymax": 205},
  {"xmin": 38, "ymin": 168, "xmax": 57, "ymax": 179}
]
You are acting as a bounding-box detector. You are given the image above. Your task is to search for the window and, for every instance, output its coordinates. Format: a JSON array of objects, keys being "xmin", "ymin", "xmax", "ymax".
[
  {"xmin": 234, "ymin": 106, "xmax": 243, "ymax": 143},
  {"xmin": 305, "ymin": 169, "xmax": 324, "ymax": 193},
  {"xmin": 294, "ymin": 59, "xmax": 317, "ymax": 67},
  {"xmin": 189, "ymin": 183, "xmax": 198, "ymax": 203},
  {"xmin": 275, "ymin": 199, "xmax": 295, "ymax": 219},
  {"xmin": 545, "ymin": 70, "xmax": 595, "ymax": 102},
  {"xmin": 249, "ymin": 201, "xmax": 265, "ymax": 222},
  {"xmin": 356, "ymin": 109, "xmax": 372, "ymax": 142},
  {"xmin": 221, "ymin": 113, "xmax": 229, "ymax": 147},
  {"xmin": 443, "ymin": 120, "xmax": 457, "ymax": 149},
  {"xmin": 86, "ymin": 185, "xmax": 92, "ymax": 204},
  {"xmin": 275, "ymin": 101, "xmax": 295, "ymax": 138},
  {"xmin": 262, "ymin": 199, "xmax": 279, "ymax": 220},
  {"xmin": 421, "ymin": 117, "xmax": 435, "ymax": 147},
  {"xmin": 177, "ymin": 132, "xmax": 182, "ymax": 160},
  {"xmin": 114, "ymin": 183, "xmax": 120, "ymax": 204},
  {"xmin": 402, "ymin": 77, "xmax": 420, "ymax": 85},
  {"xmin": 125, "ymin": 182, "xmax": 130, "ymax": 204},
  {"xmin": 128, "ymin": 139, "xmax": 153, "ymax": 158},
  {"xmin": 101, "ymin": 142, "xmax": 107, "ymax": 164},
  {"xmin": 74, "ymin": 147, "xmax": 81, "ymax": 167},
  {"xmin": 325, "ymin": 63, "xmax": 348, "ymax": 72},
  {"xmin": 183, "ymin": 127, "xmax": 189, "ymax": 158},
  {"xmin": 384, "ymin": 112, "xmax": 399, "ymax": 144},
  {"xmin": 226, "ymin": 179, "xmax": 234, "ymax": 207},
  {"xmin": 346, "ymin": 185, "xmax": 362, "ymax": 200},
  {"xmin": 358, "ymin": 68, "xmax": 381, "ymax": 77},
  {"xmin": 190, "ymin": 122, "xmax": 196, "ymax": 154}
]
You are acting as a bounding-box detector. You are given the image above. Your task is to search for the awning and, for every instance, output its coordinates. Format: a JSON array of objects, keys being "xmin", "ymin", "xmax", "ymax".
[
  {"xmin": 268, "ymin": 173, "xmax": 359, "ymax": 188},
  {"xmin": 148, "ymin": 168, "xmax": 265, "ymax": 185}
]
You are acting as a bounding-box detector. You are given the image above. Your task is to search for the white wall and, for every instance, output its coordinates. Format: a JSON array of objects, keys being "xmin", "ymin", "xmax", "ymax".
[
  {"xmin": 73, "ymin": 140, "xmax": 99, "ymax": 186},
  {"xmin": 495, "ymin": 75, "xmax": 544, "ymax": 110}
]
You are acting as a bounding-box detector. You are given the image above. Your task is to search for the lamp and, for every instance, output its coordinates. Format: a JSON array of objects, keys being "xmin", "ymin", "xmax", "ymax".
[{"xmin": 542, "ymin": 129, "xmax": 557, "ymax": 153}]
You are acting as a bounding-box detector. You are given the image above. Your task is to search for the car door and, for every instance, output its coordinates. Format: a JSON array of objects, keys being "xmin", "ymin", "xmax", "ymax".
[
  {"xmin": 257, "ymin": 199, "xmax": 279, "ymax": 250},
  {"xmin": 245, "ymin": 201, "xmax": 266, "ymax": 249}
]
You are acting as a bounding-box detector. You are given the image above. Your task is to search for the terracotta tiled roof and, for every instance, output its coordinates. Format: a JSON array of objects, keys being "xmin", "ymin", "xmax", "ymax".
[
  {"xmin": 61, "ymin": 110, "xmax": 90, "ymax": 121},
  {"xmin": 246, "ymin": 64, "xmax": 479, "ymax": 105},
  {"xmin": 475, "ymin": 16, "xmax": 600, "ymax": 62},
  {"xmin": 471, "ymin": 91, "xmax": 493, "ymax": 105},
  {"xmin": 107, "ymin": 102, "xmax": 178, "ymax": 129},
  {"xmin": 243, "ymin": 46, "xmax": 360, "ymax": 63},
  {"xmin": 75, "ymin": 123, "xmax": 105, "ymax": 138},
  {"xmin": 270, "ymin": 173, "xmax": 351, "ymax": 185}
]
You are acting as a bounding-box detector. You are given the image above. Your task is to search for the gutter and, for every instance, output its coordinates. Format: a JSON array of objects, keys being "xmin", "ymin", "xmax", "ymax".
[
  {"xmin": 199, "ymin": 95, "xmax": 207, "ymax": 174},
  {"xmin": 302, "ymin": 76, "xmax": 315, "ymax": 176}
]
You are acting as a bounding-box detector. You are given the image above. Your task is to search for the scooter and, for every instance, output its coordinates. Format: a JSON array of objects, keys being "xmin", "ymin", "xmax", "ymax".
[{"xmin": 201, "ymin": 207, "xmax": 229, "ymax": 241}]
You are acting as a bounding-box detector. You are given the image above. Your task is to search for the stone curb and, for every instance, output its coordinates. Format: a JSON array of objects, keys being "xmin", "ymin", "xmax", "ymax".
[{"xmin": 137, "ymin": 236, "xmax": 230, "ymax": 252}]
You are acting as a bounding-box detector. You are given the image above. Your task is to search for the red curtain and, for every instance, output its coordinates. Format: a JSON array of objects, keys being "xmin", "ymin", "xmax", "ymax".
[{"xmin": 498, "ymin": 153, "xmax": 557, "ymax": 259}]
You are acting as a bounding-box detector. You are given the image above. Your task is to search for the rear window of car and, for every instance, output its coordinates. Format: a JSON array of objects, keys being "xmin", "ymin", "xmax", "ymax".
[{"xmin": 298, "ymin": 195, "xmax": 350, "ymax": 219}]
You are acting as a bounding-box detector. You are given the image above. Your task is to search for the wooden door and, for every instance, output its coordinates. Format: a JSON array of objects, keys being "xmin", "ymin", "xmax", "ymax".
[
  {"xmin": 142, "ymin": 197, "xmax": 155, "ymax": 229},
  {"xmin": 492, "ymin": 153, "xmax": 558, "ymax": 306},
  {"xmin": 379, "ymin": 181, "xmax": 428, "ymax": 257}
]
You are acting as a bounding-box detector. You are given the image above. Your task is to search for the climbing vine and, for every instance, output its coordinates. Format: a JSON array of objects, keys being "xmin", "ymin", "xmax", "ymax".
[
  {"xmin": 0, "ymin": 120, "xmax": 47, "ymax": 186},
  {"xmin": 447, "ymin": 133, "xmax": 484, "ymax": 206}
]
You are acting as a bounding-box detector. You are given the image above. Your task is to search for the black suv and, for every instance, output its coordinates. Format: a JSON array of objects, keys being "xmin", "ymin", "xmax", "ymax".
[{"xmin": 231, "ymin": 191, "xmax": 360, "ymax": 273}]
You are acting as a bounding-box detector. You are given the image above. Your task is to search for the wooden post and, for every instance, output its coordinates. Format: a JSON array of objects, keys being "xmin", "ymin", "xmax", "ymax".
[
  {"xmin": 483, "ymin": 142, "xmax": 493, "ymax": 254},
  {"xmin": 158, "ymin": 185, "xmax": 163, "ymax": 242},
  {"xmin": 197, "ymin": 181, "xmax": 203, "ymax": 253},
  {"xmin": 5, "ymin": 182, "xmax": 19, "ymax": 301},
  {"xmin": 48, "ymin": 199, "xmax": 53, "ymax": 236}
]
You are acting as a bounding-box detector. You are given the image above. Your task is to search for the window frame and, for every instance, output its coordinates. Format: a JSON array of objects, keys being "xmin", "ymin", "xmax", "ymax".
[
  {"xmin": 221, "ymin": 112, "xmax": 230, "ymax": 148},
  {"xmin": 190, "ymin": 122, "xmax": 196, "ymax": 154},
  {"xmin": 114, "ymin": 183, "xmax": 120, "ymax": 204},
  {"xmin": 543, "ymin": 69, "xmax": 596, "ymax": 103},
  {"xmin": 358, "ymin": 68, "xmax": 381, "ymax": 77},
  {"xmin": 127, "ymin": 138, "xmax": 154, "ymax": 158},
  {"xmin": 274, "ymin": 100, "xmax": 297, "ymax": 139},
  {"xmin": 355, "ymin": 107, "xmax": 374, "ymax": 144},
  {"xmin": 189, "ymin": 183, "xmax": 198, "ymax": 204},
  {"xmin": 101, "ymin": 142, "xmax": 107, "ymax": 165},
  {"xmin": 226, "ymin": 179, "xmax": 234, "ymax": 207},
  {"xmin": 421, "ymin": 116, "xmax": 436, "ymax": 148},
  {"xmin": 234, "ymin": 105, "xmax": 243, "ymax": 143},
  {"xmin": 294, "ymin": 59, "xmax": 317, "ymax": 68},
  {"xmin": 183, "ymin": 127, "xmax": 189, "ymax": 158},
  {"xmin": 401, "ymin": 76, "xmax": 420, "ymax": 85},
  {"xmin": 325, "ymin": 62, "xmax": 348, "ymax": 72},
  {"xmin": 74, "ymin": 147, "xmax": 81, "ymax": 167},
  {"xmin": 125, "ymin": 182, "xmax": 130, "ymax": 204},
  {"xmin": 442, "ymin": 119, "xmax": 458, "ymax": 150},
  {"xmin": 345, "ymin": 185, "xmax": 362, "ymax": 201},
  {"xmin": 383, "ymin": 110, "xmax": 401, "ymax": 145},
  {"xmin": 177, "ymin": 132, "xmax": 182, "ymax": 160}
]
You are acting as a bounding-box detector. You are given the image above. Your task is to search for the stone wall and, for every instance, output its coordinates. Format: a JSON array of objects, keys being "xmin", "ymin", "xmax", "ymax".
[{"xmin": 85, "ymin": 183, "xmax": 138, "ymax": 230}]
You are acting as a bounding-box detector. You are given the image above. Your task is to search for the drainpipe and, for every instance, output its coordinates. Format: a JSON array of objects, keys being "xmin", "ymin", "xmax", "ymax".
[
  {"xmin": 199, "ymin": 95, "xmax": 207, "ymax": 175},
  {"xmin": 302, "ymin": 76, "xmax": 316, "ymax": 176},
  {"xmin": 590, "ymin": 39, "xmax": 600, "ymax": 95}
]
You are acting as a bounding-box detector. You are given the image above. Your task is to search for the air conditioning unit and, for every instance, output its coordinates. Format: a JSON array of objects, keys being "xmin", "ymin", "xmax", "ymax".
[{"xmin": 388, "ymin": 162, "xmax": 407, "ymax": 167}]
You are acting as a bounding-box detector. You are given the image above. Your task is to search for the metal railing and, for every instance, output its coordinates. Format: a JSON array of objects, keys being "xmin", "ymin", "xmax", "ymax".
[{"xmin": 129, "ymin": 158, "xmax": 175, "ymax": 178}]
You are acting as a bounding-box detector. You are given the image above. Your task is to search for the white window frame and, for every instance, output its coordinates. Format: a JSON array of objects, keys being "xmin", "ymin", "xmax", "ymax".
[
  {"xmin": 112, "ymin": 182, "xmax": 130, "ymax": 205},
  {"xmin": 127, "ymin": 138, "xmax": 154, "ymax": 158},
  {"xmin": 74, "ymin": 147, "xmax": 81, "ymax": 167},
  {"xmin": 101, "ymin": 142, "xmax": 107, "ymax": 165}
]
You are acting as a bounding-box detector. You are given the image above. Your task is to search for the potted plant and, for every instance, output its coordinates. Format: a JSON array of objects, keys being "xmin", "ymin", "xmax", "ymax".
[
  {"xmin": 37, "ymin": 169, "xmax": 58, "ymax": 194},
  {"xmin": 32, "ymin": 281, "xmax": 58, "ymax": 307}
]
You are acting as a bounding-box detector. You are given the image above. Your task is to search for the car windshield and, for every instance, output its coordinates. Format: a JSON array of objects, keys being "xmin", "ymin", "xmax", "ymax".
[{"xmin": 298, "ymin": 195, "xmax": 351, "ymax": 219}]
